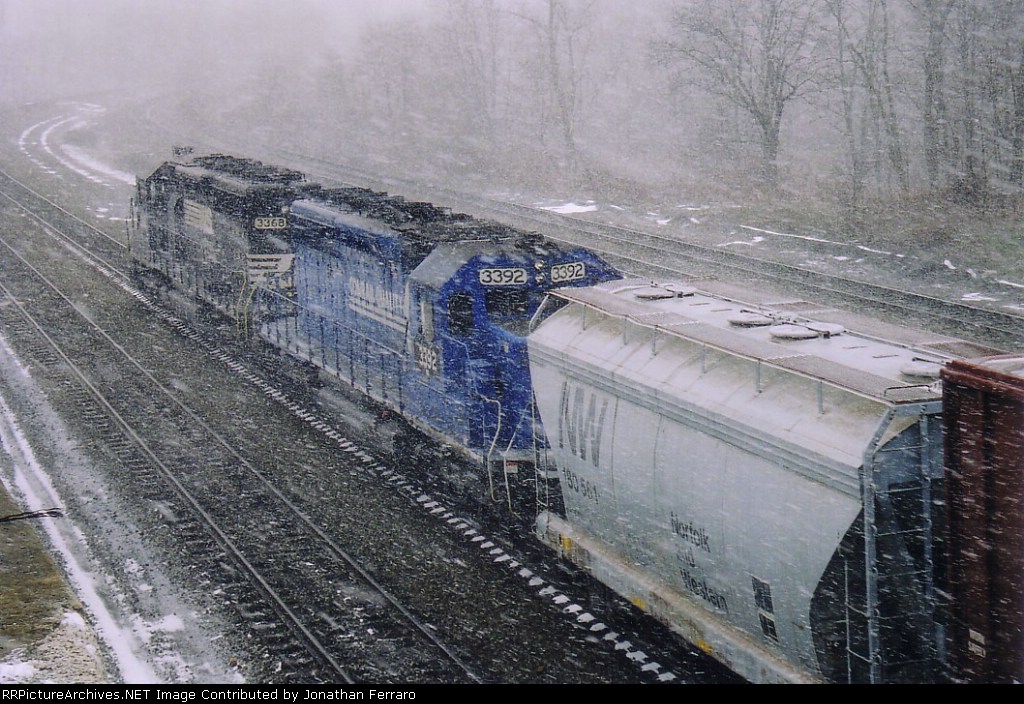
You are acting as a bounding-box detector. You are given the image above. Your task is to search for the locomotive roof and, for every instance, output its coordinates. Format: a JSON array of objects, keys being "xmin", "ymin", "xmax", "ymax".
[
  {"xmin": 290, "ymin": 191, "xmax": 523, "ymax": 245},
  {"xmin": 160, "ymin": 155, "xmax": 309, "ymax": 197},
  {"xmin": 547, "ymin": 278, "xmax": 1005, "ymax": 405},
  {"xmin": 407, "ymin": 240, "xmax": 546, "ymax": 289}
]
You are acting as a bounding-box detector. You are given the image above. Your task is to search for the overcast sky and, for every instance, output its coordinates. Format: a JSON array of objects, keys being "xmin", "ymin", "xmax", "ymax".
[
  {"xmin": 0, "ymin": 0, "xmax": 434, "ymax": 100},
  {"xmin": 0, "ymin": 1, "xmax": 428, "ymax": 67}
]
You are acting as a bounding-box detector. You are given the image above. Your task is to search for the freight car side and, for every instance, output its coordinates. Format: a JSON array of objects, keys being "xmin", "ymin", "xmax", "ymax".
[
  {"xmin": 528, "ymin": 279, "xmax": 1000, "ymax": 683},
  {"xmin": 942, "ymin": 356, "xmax": 1024, "ymax": 684}
]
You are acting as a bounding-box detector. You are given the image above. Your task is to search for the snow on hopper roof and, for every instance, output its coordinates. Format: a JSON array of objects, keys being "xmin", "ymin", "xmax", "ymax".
[{"xmin": 547, "ymin": 279, "xmax": 1001, "ymax": 404}]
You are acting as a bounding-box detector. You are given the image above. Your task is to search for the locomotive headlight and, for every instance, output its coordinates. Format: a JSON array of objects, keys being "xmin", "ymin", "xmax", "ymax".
[
  {"xmin": 535, "ymin": 274, "xmax": 546, "ymax": 284},
  {"xmin": 534, "ymin": 261, "xmax": 545, "ymax": 270}
]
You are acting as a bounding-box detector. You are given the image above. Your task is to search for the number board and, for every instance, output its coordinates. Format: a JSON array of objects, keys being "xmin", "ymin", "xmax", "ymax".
[
  {"xmin": 254, "ymin": 216, "xmax": 288, "ymax": 230},
  {"xmin": 550, "ymin": 262, "xmax": 586, "ymax": 283},
  {"xmin": 478, "ymin": 268, "xmax": 527, "ymax": 286},
  {"xmin": 414, "ymin": 339, "xmax": 441, "ymax": 377}
]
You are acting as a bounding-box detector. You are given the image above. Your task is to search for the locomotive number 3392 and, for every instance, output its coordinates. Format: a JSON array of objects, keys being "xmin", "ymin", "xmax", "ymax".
[
  {"xmin": 478, "ymin": 268, "xmax": 527, "ymax": 285},
  {"xmin": 551, "ymin": 262, "xmax": 586, "ymax": 283}
]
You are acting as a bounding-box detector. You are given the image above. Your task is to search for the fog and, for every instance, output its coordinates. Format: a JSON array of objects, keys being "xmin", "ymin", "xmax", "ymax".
[
  {"xmin": 4, "ymin": 0, "xmax": 1024, "ymax": 246},
  {"xmin": 0, "ymin": 1, "xmax": 421, "ymax": 93}
]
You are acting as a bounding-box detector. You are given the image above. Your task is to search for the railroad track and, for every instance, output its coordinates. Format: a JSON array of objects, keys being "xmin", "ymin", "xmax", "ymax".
[
  {"xmin": 0, "ymin": 224, "xmax": 484, "ymax": 683},
  {"xmin": 0, "ymin": 144, "xmax": 726, "ymax": 684}
]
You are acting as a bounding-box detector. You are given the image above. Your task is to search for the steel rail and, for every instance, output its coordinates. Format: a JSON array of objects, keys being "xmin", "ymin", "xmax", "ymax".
[{"xmin": 0, "ymin": 197, "xmax": 484, "ymax": 684}]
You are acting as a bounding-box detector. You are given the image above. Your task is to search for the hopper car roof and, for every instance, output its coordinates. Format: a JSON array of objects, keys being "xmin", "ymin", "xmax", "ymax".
[{"xmin": 546, "ymin": 278, "xmax": 1005, "ymax": 405}]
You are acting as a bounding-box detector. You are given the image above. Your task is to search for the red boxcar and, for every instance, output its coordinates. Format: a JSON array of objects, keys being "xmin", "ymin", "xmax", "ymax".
[{"xmin": 942, "ymin": 356, "xmax": 1024, "ymax": 684}]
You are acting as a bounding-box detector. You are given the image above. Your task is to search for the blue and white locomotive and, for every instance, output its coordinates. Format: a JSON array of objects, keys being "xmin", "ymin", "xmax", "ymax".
[{"xmin": 130, "ymin": 154, "xmax": 620, "ymax": 505}]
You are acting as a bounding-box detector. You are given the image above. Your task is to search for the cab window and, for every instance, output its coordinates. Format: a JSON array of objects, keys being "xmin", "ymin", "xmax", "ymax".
[
  {"xmin": 485, "ymin": 288, "xmax": 530, "ymax": 318},
  {"xmin": 418, "ymin": 290, "xmax": 435, "ymax": 341},
  {"xmin": 447, "ymin": 293, "xmax": 474, "ymax": 337}
]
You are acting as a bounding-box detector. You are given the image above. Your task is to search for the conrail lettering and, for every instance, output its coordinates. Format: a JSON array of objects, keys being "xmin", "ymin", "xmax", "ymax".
[
  {"xmin": 348, "ymin": 277, "xmax": 404, "ymax": 315},
  {"xmin": 557, "ymin": 381, "xmax": 608, "ymax": 467},
  {"xmin": 346, "ymin": 271, "xmax": 407, "ymax": 332}
]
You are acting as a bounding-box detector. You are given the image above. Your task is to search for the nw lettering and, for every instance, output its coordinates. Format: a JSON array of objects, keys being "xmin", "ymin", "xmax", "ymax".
[{"xmin": 558, "ymin": 381, "xmax": 608, "ymax": 467}]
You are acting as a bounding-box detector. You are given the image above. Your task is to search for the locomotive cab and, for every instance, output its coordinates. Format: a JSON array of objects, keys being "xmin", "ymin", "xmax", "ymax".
[
  {"xmin": 406, "ymin": 243, "xmax": 577, "ymax": 502},
  {"xmin": 129, "ymin": 155, "xmax": 312, "ymax": 327},
  {"xmin": 407, "ymin": 240, "xmax": 619, "ymax": 508}
]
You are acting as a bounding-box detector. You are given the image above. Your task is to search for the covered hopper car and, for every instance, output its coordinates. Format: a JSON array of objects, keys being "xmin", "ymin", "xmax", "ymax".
[{"xmin": 527, "ymin": 278, "xmax": 1017, "ymax": 683}]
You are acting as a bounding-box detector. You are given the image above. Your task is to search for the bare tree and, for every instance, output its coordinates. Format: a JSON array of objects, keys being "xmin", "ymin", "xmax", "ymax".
[
  {"xmin": 952, "ymin": 0, "xmax": 1024, "ymax": 201},
  {"xmin": 908, "ymin": 0, "xmax": 956, "ymax": 190},
  {"xmin": 439, "ymin": 0, "xmax": 510, "ymax": 145},
  {"xmin": 657, "ymin": 0, "xmax": 824, "ymax": 188},
  {"xmin": 826, "ymin": 0, "xmax": 910, "ymax": 204},
  {"xmin": 514, "ymin": 0, "xmax": 599, "ymax": 184},
  {"xmin": 990, "ymin": 2, "xmax": 1024, "ymax": 193},
  {"xmin": 906, "ymin": 0, "xmax": 1024, "ymax": 203},
  {"xmin": 825, "ymin": 0, "xmax": 869, "ymax": 219}
]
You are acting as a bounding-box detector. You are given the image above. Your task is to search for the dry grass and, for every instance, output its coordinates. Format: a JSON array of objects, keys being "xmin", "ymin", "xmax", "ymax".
[{"xmin": 0, "ymin": 489, "xmax": 78, "ymax": 659}]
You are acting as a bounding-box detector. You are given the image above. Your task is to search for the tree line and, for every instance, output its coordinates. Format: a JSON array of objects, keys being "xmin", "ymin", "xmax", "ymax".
[
  {"xmin": 8, "ymin": 0, "xmax": 1022, "ymax": 225},
  {"xmin": 283, "ymin": 0, "xmax": 1023, "ymax": 224}
]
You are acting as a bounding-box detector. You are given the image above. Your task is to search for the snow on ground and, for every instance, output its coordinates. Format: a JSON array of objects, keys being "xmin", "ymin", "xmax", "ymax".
[
  {"xmin": 730, "ymin": 225, "xmax": 1024, "ymax": 302},
  {"xmin": 0, "ymin": 330, "xmax": 240, "ymax": 684},
  {"xmin": 538, "ymin": 200, "xmax": 599, "ymax": 214},
  {"xmin": 0, "ymin": 337, "xmax": 157, "ymax": 683},
  {"xmin": 0, "ymin": 613, "xmax": 109, "ymax": 684},
  {"xmin": 535, "ymin": 195, "xmax": 1024, "ymax": 305},
  {"xmin": 60, "ymin": 143, "xmax": 136, "ymax": 186},
  {"xmin": 18, "ymin": 103, "xmax": 135, "ymax": 189}
]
